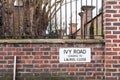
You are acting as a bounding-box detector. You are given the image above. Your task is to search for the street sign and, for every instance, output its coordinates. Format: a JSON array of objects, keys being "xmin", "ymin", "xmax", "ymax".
[{"xmin": 59, "ymin": 48, "xmax": 91, "ymax": 63}]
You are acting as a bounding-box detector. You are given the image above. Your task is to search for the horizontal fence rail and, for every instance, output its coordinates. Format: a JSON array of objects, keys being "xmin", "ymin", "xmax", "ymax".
[{"xmin": 0, "ymin": 0, "xmax": 103, "ymax": 39}]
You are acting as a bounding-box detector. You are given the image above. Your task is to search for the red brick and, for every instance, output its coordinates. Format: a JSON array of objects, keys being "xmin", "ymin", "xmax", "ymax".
[
  {"xmin": 113, "ymin": 14, "xmax": 120, "ymax": 17},
  {"xmin": 106, "ymin": 35, "xmax": 117, "ymax": 39},
  {"xmin": 105, "ymin": 52, "xmax": 117, "ymax": 55},
  {"xmin": 22, "ymin": 48, "xmax": 33, "ymax": 51},
  {"xmin": 105, "ymin": 14, "xmax": 111, "ymax": 17},
  {"xmin": 106, "ymin": 6, "xmax": 111, "ymax": 9},
  {"xmin": 105, "ymin": 31, "xmax": 111, "ymax": 34},
  {"xmin": 105, "ymin": 48, "xmax": 111, "ymax": 51},
  {"xmin": 106, "ymin": 64, "xmax": 112, "ymax": 68},
  {"xmin": 16, "ymin": 64, "xmax": 22, "ymax": 68},
  {"xmin": 106, "ymin": 44, "xmax": 117, "ymax": 47},
  {"xmin": 0, "ymin": 65, "xmax": 3, "ymax": 68},
  {"xmin": 113, "ymin": 48, "xmax": 120, "ymax": 51},
  {"xmin": 106, "ymin": 69, "xmax": 117, "ymax": 72},
  {"xmin": 67, "ymin": 68, "xmax": 78, "ymax": 72},
  {"xmin": 40, "ymin": 64, "xmax": 51, "ymax": 68},
  {"xmin": 106, "ymin": 18, "xmax": 117, "ymax": 22},
  {"xmin": 106, "ymin": 27, "xmax": 117, "ymax": 30},
  {"xmin": 113, "ymin": 23, "xmax": 120, "ymax": 26},
  {"xmin": 113, "ymin": 56, "xmax": 120, "ymax": 59},
  {"xmin": 113, "ymin": 31, "xmax": 120, "ymax": 34},
  {"xmin": 106, "ymin": 1, "xmax": 117, "ymax": 5},
  {"xmin": 106, "ymin": 10, "xmax": 117, "ymax": 13},
  {"xmin": 25, "ymin": 60, "xmax": 32, "ymax": 63},
  {"xmin": 0, "ymin": 56, "xmax": 3, "ymax": 59},
  {"xmin": 105, "ymin": 23, "xmax": 111, "ymax": 26},
  {"xmin": 113, "ymin": 6, "xmax": 120, "ymax": 9},
  {"xmin": 105, "ymin": 60, "xmax": 117, "ymax": 63},
  {"xmin": 113, "ymin": 40, "xmax": 120, "ymax": 42},
  {"xmin": 106, "ymin": 40, "xmax": 112, "ymax": 43},
  {"xmin": 106, "ymin": 73, "xmax": 111, "ymax": 76}
]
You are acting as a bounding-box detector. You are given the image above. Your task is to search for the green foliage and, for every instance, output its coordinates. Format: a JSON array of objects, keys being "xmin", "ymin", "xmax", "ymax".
[{"xmin": 46, "ymin": 30, "xmax": 59, "ymax": 38}]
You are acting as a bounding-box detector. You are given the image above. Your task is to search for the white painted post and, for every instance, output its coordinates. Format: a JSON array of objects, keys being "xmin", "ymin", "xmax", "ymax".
[{"xmin": 13, "ymin": 56, "xmax": 16, "ymax": 80}]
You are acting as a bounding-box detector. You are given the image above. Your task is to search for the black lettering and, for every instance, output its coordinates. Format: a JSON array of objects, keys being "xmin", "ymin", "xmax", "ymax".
[{"xmin": 64, "ymin": 50, "xmax": 72, "ymax": 54}]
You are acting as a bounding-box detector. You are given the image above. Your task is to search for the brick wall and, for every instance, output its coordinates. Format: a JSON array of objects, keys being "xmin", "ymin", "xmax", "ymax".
[
  {"xmin": 0, "ymin": 40, "xmax": 104, "ymax": 80},
  {"xmin": 104, "ymin": 0, "xmax": 120, "ymax": 80}
]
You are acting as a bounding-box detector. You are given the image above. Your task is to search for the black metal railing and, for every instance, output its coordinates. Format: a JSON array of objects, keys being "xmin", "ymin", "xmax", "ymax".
[{"xmin": 0, "ymin": 0, "xmax": 103, "ymax": 39}]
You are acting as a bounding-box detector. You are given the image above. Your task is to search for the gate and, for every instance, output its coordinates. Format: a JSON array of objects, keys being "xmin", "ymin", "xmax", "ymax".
[{"xmin": 0, "ymin": 0, "xmax": 103, "ymax": 39}]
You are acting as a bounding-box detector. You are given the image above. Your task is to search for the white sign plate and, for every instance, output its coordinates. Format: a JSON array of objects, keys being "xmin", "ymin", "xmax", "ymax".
[{"xmin": 59, "ymin": 48, "xmax": 91, "ymax": 63}]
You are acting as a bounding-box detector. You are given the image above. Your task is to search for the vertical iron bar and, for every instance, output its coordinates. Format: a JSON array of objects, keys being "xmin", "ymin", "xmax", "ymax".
[
  {"xmin": 75, "ymin": 0, "xmax": 77, "ymax": 35},
  {"xmin": 96, "ymin": 0, "xmax": 98, "ymax": 36},
  {"xmin": 101, "ymin": 0, "xmax": 104, "ymax": 38},
  {"xmin": 33, "ymin": 0, "xmax": 37, "ymax": 38},
  {"xmin": 81, "ymin": 0, "xmax": 83, "ymax": 38},
  {"xmin": 91, "ymin": 0, "xmax": 93, "ymax": 19},
  {"xmin": 12, "ymin": 0, "xmax": 15, "ymax": 38},
  {"xmin": 60, "ymin": 0, "xmax": 62, "ymax": 38},
  {"xmin": 55, "ymin": 0, "xmax": 57, "ymax": 38},
  {"xmin": 91, "ymin": 0, "xmax": 93, "ymax": 38},
  {"xmin": 1, "ymin": 0, "xmax": 4, "ymax": 38},
  {"xmin": 6, "ymin": 0, "xmax": 9, "ymax": 37},
  {"xmin": 23, "ymin": 0, "xmax": 25, "ymax": 38},
  {"xmin": 70, "ymin": 0, "xmax": 72, "ymax": 38},
  {"xmin": 49, "ymin": 0, "xmax": 52, "ymax": 38},
  {"xmin": 85, "ymin": 0, "xmax": 88, "ymax": 38},
  {"xmin": 18, "ymin": 0, "xmax": 21, "ymax": 38},
  {"xmin": 28, "ymin": 0, "xmax": 31, "ymax": 38},
  {"xmin": 43, "ymin": 0, "xmax": 46, "ymax": 38},
  {"xmin": 8, "ymin": 0, "xmax": 10, "ymax": 37},
  {"xmin": 64, "ymin": 0, "xmax": 67, "ymax": 36}
]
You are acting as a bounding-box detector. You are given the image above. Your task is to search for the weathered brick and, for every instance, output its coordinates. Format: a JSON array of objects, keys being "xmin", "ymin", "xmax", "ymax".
[
  {"xmin": 113, "ymin": 23, "xmax": 120, "ymax": 26},
  {"xmin": 50, "ymin": 60, "xmax": 59, "ymax": 63},
  {"xmin": 105, "ymin": 52, "xmax": 117, "ymax": 55},
  {"xmin": 76, "ymin": 72, "xmax": 86, "ymax": 75},
  {"xmin": 106, "ymin": 27, "xmax": 117, "ymax": 30},
  {"xmin": 106, "ymin": 1, "xmax": 117, "ymax": 5},
  {"xmin": 51, "ymin": 68, "xmax": 60, "ymax": 72},
  {"xmin": 4, "ymin": 56, "xmax": 14, "ymax": 59},
  {"xmin": 106, "ymin": 77, "xmax": 117, "ymax": 80},
  {"xmin": 113, "ymin": 56, "xmax": 120, "ymax": 59},
  {"xmin": 67, "ymin": 68, "xmax": 78, "ymax": 72},
  {"xmin": 113, "ymin": 73, "xmax": 120, "ymax": 76},
  {"xmin": 76, "ymin": 64, "xmax": 86, "ymax": 67},
  {"xmin": 41, "ymin": 56, "xmax": 51, "ymax": 59},
  {"xmin": 22, "ymin": 48, "xmax": 33, "ymax": 51},
  {"xmin": 113, "ymin": 40, "xmax": 120, "ymax": 43},
  {"xmin": 106, "ymin": 18, "xmax": 117, "ymax": 22},
  {"xmin": 105, "ymin": 22, "xmax": 111, "ymax": 26},
  {"xmin": 40, "ymin": 64, "xmax": 51, "ymax": 68},
  {"xmin": 32, "ymin": 60, "xmax": 42, "ymax": 63},
  {"xmin": 113, "ymin": 48, "xmax": 120, "ymax": 51},
  {"xmin": 0, "ymin": 61, "xmax": 6, "ymax": 64},
  {"xmin": 113, "ymin": 64, "xmax": 120, "ymax": 68},
  {"xmin": 40, "ymin": 48, "xmax": 51, "ymax": 51},
  {"xmin": 113, "ymin": 31, "xmax": 120, "ymax": 34},
  {"xmin": 59, "ymin": 64, "xmax": 69, "ymax": 67},
  {"xmin": 105, "ymin": 14, "xmax": 111, "ymax": 17},
  {"xmin": 106, "ymin": 69, "xmax": 117, "ymax": 72},
  {"xmin": 23, "ymin": 64, "xmax": 33, "ymax": 68},
  {"xmin": 113, "ymin": 14, "xmax": 120, "ymax": 17},
  {"xmin": 113, "ymin": 6, "xmax": 120, "ymax": 9},
  {"xmin": 106, "ymin": 35, "xmax": 117, "ymax": 39},
  {"xmin": 105, "ymin": 60, "xmax": 117, "ymax": 63},
  {"xmin": 106, "ymin": 10, "xmax": 117, "ymax": 13},
  {"xmin": 106, "ymin": 6, "xmax": 111, "ymax": 9}
]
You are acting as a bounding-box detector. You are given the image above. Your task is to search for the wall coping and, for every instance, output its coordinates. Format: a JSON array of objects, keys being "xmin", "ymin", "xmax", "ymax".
[{"xmin": 0, "ymin": 39, "xmax": 105, "ymax": 44}]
